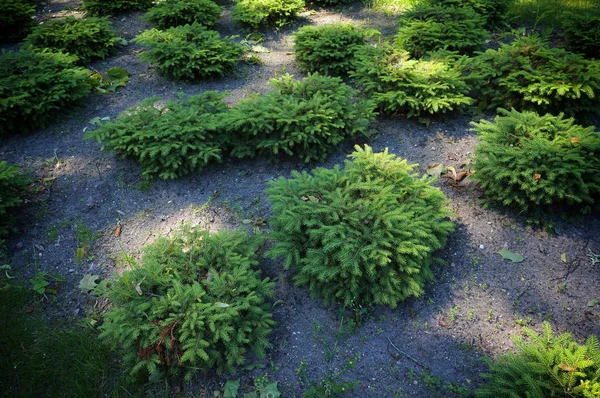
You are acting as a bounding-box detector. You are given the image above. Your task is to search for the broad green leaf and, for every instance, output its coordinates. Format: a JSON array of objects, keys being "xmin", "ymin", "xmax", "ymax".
[
  {"xmin": 587, "ymin": 299, "xmax": 598, "ymax": 307},
  {"xmin": 79, "ymin": 274, "xmax": 99, "ymax": 294},
  {"xmin": 497, "ymin": 249, "xmax": 524, "ymax": 263},
  {"xmin": 224, "ymin": 379, "xmax": 240, "ymax": 398},
  {"xmin": 561, "ymin": 253, "xmax": 567, "ymax": 263},
  {"xmin": 215, "ymin": 302, "xmax": 230, "ymax": 308}
]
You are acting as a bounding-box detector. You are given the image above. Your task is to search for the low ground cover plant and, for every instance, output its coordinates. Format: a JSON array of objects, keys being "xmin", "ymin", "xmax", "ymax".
[
  {"xmin": 293, "ymin": 23, "xmax": 378, "ymax": 76},
  {"xmin": 83, "ymin": 0, "xmax": 154, "ymax": 16},
  {"xmin": 134, "ymin": 23, "xmax": 245, "ymax": 80},
  {"xmin": 476, "ymin": 322, "xmax": 600, "ymax": 397},
  {"xmin": 560, "ymin": 10, "xmax": 600, "ymax": 59},
  {"xmin": 143, "ymin": 0, "xmax": 222, "ymax": 29},
  {"xmin": 232, "ymin": 0, "xmax": 305, "ymax": 30},
  {"xmin": 0, "ymin": 161, "xmax": 28, "ymax": 241},
  {"xmin": 267, "ymin": 145, "xmax": 454, "ymax": 308},
  {"xmin": 24, "ymin": 16, "xmax": 124, "ymax": 64},
  {"xmin": 0, "ymin": 0, "xmax": 36, "ymax": 42},
  {"xmin": 86, "ymin": 91, "xmax": 229, "ymax": 180},
  {"xmin": 351, "ymin": 46, "xmax": 472, "ymax": 119},
  {"xmin": 425, "ymin": 0, "xmax": 512, "ymax": 28},
  {"xmin": 100, "ymin": 227, "xmax": 275, "ymax": 380},
  {"xmin": 471, "ymin": 109, "xmax": 600, "ymax": 214},
  {"xmin": 0, "ymin": 49, "xmax": 91, "ymax": 135},
  {"xmin": 225, "ymin": 73, "xmax": 376, "ymax": 163}
]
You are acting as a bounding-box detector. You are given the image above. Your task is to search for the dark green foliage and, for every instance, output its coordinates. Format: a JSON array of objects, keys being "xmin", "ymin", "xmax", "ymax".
[
  {"xmin": 24, "ymin": 17, "xmax": 123, "ymax": 64},
  {"xmin": 86, "ymin": 91, "xmax": 229, "ymax": 180},
  {"xmin": 0, "ymin": 161, "xmax": 27, "ymax": 240},
  {"xmin": 471, "ymin": 109, "xmax": 600, "ymax": 214},
  {"xmin": 0, "ymin": 49, "xmax": 91, "ymax": 135},
  {"xmin": 460, "ymin": 35, "xmax": 600, "ymax": 121},
  {"xmin": 83, "ymin": 0, "xmax": 154, "ymax": 16},
  {"xmin": 425, "ymin": 0, "xmax": 513, "ymax": 28},
  {"xmin": 0, "ymin": 0, "xmax": 36, "ymax": 43},
  {"xmin": 396, "ymin": 5, "xmax": 490, "ymax": 59},
  {"xmin": 267, "ymin": 145, "xmax": 454, "ymax": 308},
  {"xmin": 100, "ymin": 227, "xmax": 275, "ymax": 380},
  {"xmin": 134, "ymin": 23, "xmax": 244, "ymax": 80},
  {"xmin": 561, "ymin": 10, "xmax": 600, "ymax": 59},
  {"xmin": 232, "ymin": 0, "xmax": 305, "ymax": 30},
  {"xmin": 225, "ymin": 73, "xmax": 376, "ymax": 163},
  {"xmin": 476, "ymin": 322, "xmax": 600, "ymax": 398},
  {"xmin": 313, "ymin": 0, "xmax": 354, "ymax": 5},
  {"xmin": 143, "ymin": 0, "xmax": 222, "ymax": 29},
  {"xmin": 293, "ymin": 23, "xmax": 378, "ymax": 76},
  {"xmin": 350, "ymin": 45, "xmax": 472, "ymax": 118}
]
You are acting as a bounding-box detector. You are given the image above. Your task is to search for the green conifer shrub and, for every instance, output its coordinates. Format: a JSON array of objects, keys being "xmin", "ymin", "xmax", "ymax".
[
  {"xmin": 100, "ymin": 227, "xmax": 275, "ymax": 381},
  {"xmin": 232, "ymin": 0, "xmax": 305, "ymax": 30},
  {"xmin": 460, "ymin": 35, "xmax": 600, "ymax": 121},
  {"xmin": 293, "ymin": 23, "xmax": 379, "ymax": 76},
  {"xmin": 471, "ymin": 109, "xmax": 600, "ymax": 214},
  {"xmin": 134, "ymin": 23, "xmax": 245, "ymax": 80},
  {"xmin": 476, "ymin": 322, "xmax": 600, "ymax": 397},
  {"xmin": 82, "ymin": 0, "xmax": 154, "ymax": 16},
  {"xmin": 0, "ymin": 49, "xmax": 91, "ymax": 135},
  {"xmin": 424, "ymin": 0, "xmax": 512, "ymax": 28},
  {"xmin": 267, "ymin": 145, "xmax": 454, "ymax": 308},
  {"xmin": 86, "ymin": 91, "xmax": 229, "ymax": 180},
  {"xmin": 24, "ymin": 17, "xmax": 124, "ymax": 64},
  {"xmin": 396, "ymin": 5, "xmax": 490, "ymax": 59},
  {"xmin": 350, "ymin": 45, "xmax": 472, "ymax": 118},
  {"xmin": 561, "ymin": 10, "xmax": 600, "ymax": 59},
  {"xmin": 0, "ymin": 0, "xmax": 36, "ymax": 43},
  {"xmin": 143, "ymin": 0, "xmax": 222, "ymax": 29},
  {"xmin": 0, "ymin": 161, "xmax": 28, "ymax": 240},
  {"xmin": 313, "ymin": 0, "xmax": 354, "ymax": 5},
  {"xmin": 224, "ymin": 73, "xmax": 376, "ymax": 163}
]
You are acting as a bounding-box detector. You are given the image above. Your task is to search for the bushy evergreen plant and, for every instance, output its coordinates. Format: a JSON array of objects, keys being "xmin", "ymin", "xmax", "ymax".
[
  {"xmin": 0, "ymin": 49, "xmax": 91, "ymax": 135},
  {"xmin": 224, "ymin": 73, "xmax": 376, "ymax": 163},
  {"xmin": 134, "ymin": 23, "xmax": 244, "ymax": 80},
  {"xmin": 396, "ymin": 4, "xmax": 489, "ymax": 58},
  {"xmin": 143, "ymin": 0, "xmax": 222, "ymax": 29},
  {"xmin": 83, "ymin": 0, "xmax": 154, "ymax": 16},
  {"xmin": 424, "ymin": 0, "xmax": 512, "ymax": 28},
  {"xmin": 561, "ymin": 10, "xmax": 600, "ymax": 59},
  {"xmin": 86, "ymin": 92, "xmax": 229, "ymax": 180},
  {"xmin": 350, "ymin": 46, "xmax": 472, "ymax": 119},
  {"xmin": 267, "ymin": 145, "xmax": 454, "ymax": 308},
  {"xmin": 293, "ymin": 23, "xmax": 378, "ymax": 76},
  {"xmin": 471, "ymin": 109, "xmax": 600, "ymax": 214},
  {"xmin": 100, "ymin": 227, "xmax": 275, "ymax": 381},
  {"xmin": 24, "ymin": 17, "xmax": 124, "ymax": 64},
  {"xmin": 0, "ymin": 0, "xmax": 36, "ymax": 42},
  {"xmin": 0, "ymin": 161, "xmax": 28, "ymax": 240},
  {"xmin": 476, "ymin": 322, "xmax": 600, "ymax": 398},
  {"xmin": 232, "ymin": 0, "xmax": 305, "ymax": 30}
]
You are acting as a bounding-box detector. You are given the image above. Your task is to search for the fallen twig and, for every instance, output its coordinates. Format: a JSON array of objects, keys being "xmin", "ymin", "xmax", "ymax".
[{"xmin": 387, "ymin": 337, "xmax": 430, "ymax": 370}]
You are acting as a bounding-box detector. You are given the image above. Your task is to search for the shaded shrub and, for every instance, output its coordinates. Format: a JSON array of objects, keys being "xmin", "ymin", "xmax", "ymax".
[
  {"xmin": 134, "ymin": 23, "xmax": 244, "ymax": 80},
  {"xmin": 561, "ymin": 10, "xmax": 600, "ymax": 59},
  {"xmin": 143, "ymin": 0, "xmax": 222, "ymax": 29},
  {"xmin": 425, "ymin": 0, "xmax": 513, "ymax": 28},
  {"xmin": 225, "ymin": 73, "xmax": 376, "ymax": 163},
  {"xmin": 86, "ymin": 92, "xmax": 228, "ymax": 180},
  {"xmin": 460, "ymin": 35, "xmax": 600, "ymax": 121},
  {"xmin": 267, "ymin": 145, "xmax": 454, "ymax": 308},
  {"xmin": 313, "ymin": 0, "xmax": 354, "ymax": 5},
  {"xmin": 476, "ymin": 322, "xmax": 600, "ymax": 397},
  {"xmin": 350, "ymin": 46, "xmax": 472, "ymax": 119},
  {"xmin": 100, "ymin": 227, "xmax": 275, "ymax": 380},
  {"xmin": 0, "ymin": 0, "xmax": 36, "ymax": 43},
  {"xmin": 0, "ymin": 49, "xmax": 91, "ymax": 135},
  {"xmin": 471, "ymin": 109, "xmax": 600, "ymax": 214},
  {"xmin": 0, "ymin": 161, "xmax": 28, "ymax": 240},
  {"xmin": 83, "ymin": 0, "xmax": 154, "ymax": 16},
  {"xmin": 293, "ymin": 23, "xmax": 378, "ymax": 76},
  {"xmin": 232, "ymin": 0, "xmax": 305, "ymax": 30},
  {"xmin": 24, "ymin": 17, "xmax": 123, "ymax": 64},
  {"xmin": 396, "ymin": 5, "xmax": 489, "ymax": 58}
]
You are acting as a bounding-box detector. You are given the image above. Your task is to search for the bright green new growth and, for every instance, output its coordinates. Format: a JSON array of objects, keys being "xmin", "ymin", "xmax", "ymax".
[
  {"xmin": 134, "ymin": 23, "xmax": 245, "ymax": 80},
  {"xmin": 293, "ymin": 23, "xmax": 378, "ymax": 76},
  {"xmin": 424, "ymin": 0, "xmax": 513, "ymax": 28},
  {"xmin": 0, "ymin": 161, "xmax": 28, "ymax": 240},
  {"xmin": 232, "ymin": 0, "xmax": 305, "ymax": 30},
  {"xmin": 100, "ymin": 227, "xmax": 275, "ymax": 381},
  {"xmin": 396, "ymin": 5, "xmax": 490, "ymax": 59},
  {"xmin": 0, "ymin": 49, "xmax": 91, "ymax": 136},
  {"xmin": 24, "ymin": 17, "xmax": 124, "ymax": 64},
  {"xmin": 86, "ymin": 91, "xmax": 229, "ymax": 180},
  {"xmin": 225, "ymin": 73, "xmax": 376, "ymax": 163},
  {"xmin": 267, "ymin": 145, "xmax": 454, "ymax": 308},
  {"xmin": 0, "ymin": 0, "xmax": 36, "ymax": 42},
  {"xmin": 351, "ymin": 46, "xmax": 472, "ymax": 118},
  {"xmin": 561, "ymin": 10, "xmax": 600, "ymax": 59},
  {"xmin": 471, "ymin": 109, "xmax": 600, "ymax": 214},
  {"xmin": 82, "ymin": 0, "xmax": 154, "ymax": 16},
  {"xmin": 476, "ymin": 322, "xmax": 600, "ymax": 397},
  {"xmin": 143, "ymin": 0, "xmax": 223, "ymax": 29}
]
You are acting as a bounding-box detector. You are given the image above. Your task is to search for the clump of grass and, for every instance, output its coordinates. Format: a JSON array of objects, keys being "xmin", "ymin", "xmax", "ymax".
[{"xmin": 365, "ymin": 0, "xmax": 420, "ymax": 15}]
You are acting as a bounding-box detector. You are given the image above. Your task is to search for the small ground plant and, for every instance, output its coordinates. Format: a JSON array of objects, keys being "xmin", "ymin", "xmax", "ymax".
[
  {"xmin": 471, "ymin": 109, "xmax": 600, "ymax": 215},
  {"xmin": 424, "ymin": 0, "xmax": 512, "ymax": 28},
  {"xmin": 100, "ymin": 227, "xmax": 275, "ymax": 381},
  {"xmin": 267, "ymin": 145, "xmax": 454, "ymax": 308},
  {"xmin": 225, "ymin": 73, "xmax": 376, "ymax": 163},
  {"xmin": 476, "ymin": 322, "xmax": 600, "ymax": 397},
  {"xmin": 0, "ymin": 0, "xmax": 36, "ymax": 42},
  {"xmin": 0, "ymin": 161, "xmax": 28, "ymax": 241},
  {"xmin": 86, "ymin": 91, "xmax": 229, "ymax": 180},
  {"xmin": 232, "ymin": 0, "xmax": 305, "ymax": 30},
  {"xmin": 83, "ymin": 0, "xmax": 154, "ymax": 16},
  {"xmin": 24, "ymin": 17, "xmax": 124, "ymax": 64},
  {"xmin": 560, "ymin": 10, "xmax": 600, "ymax": 59},
  {"xmin": 0, "ymin": 49, "xmax": 91, "ymax": 135},
  {"xmin": 143, "ymin": 0, "xmax": 223, "ymax": 29},
  {"xmin": 134, "ymin": 23, "xmax": 245, "ymax": 80},
  {"xmin": 293, "ymin": 23, "xmax": 378, "ymax": 76}
]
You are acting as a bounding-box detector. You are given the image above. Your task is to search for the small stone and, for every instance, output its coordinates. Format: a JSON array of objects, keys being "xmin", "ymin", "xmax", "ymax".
[{"xmin": 479, "ymin": 244, "xmax": 485, "ymax": 250}]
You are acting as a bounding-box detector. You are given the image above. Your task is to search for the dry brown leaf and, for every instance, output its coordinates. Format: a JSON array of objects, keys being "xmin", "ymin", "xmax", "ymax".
[
  {"xmin": 533, "ymin": 173, "xmax": 542, "ymax": 183},
  {"xmin": 446, "ymin": 166, "xmax": 457, "ymax": 179},
  {"xmin": 24, "ymin": 306, "xmax": 34, "ymax": 313},
  {"xmin": 558, "ymin": 363, "xmax": 578, "ymax": 372},
  {"xmin": 570, "ymin": 137, "xmax": 580, "ymax": 144},
  {"xmin": 114, "ymin": 223, "xmax": 122, "ymax": 237},
  {"xmin": 455, "ymin": 171, "xmax": 468, "ymax": 182}
]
